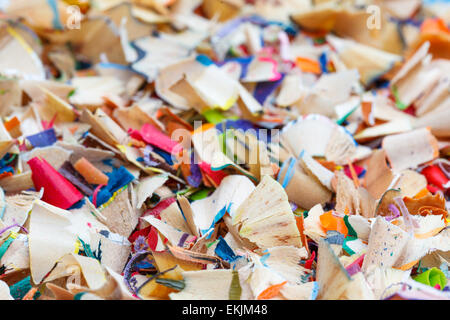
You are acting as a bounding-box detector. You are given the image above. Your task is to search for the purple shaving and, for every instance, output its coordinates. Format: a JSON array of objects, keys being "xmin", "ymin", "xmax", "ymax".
[
  {"xmin": 133, "ymin": 235, "xmax": 149, "ymax": 253},
  {"xmin": 253, "ymin": 76, "xmax": 285, "ymax": 105},
  {"xmin": 143, "ymin": 145, "xmax": 159, "ymax": 167},
  {"xmin": 394, "ymin": 197, "xmax": 420, "ymax": 232},
  {"xmin": 123, "ymin": 251, "xmax": 150, "ymax": 298},
  {"xmin": 215, "ymin": 17, "xmax": 246, "ymax": 39},
  {"xmin": 0, "ymin": 223, "xmax": 28, "ymax": 236},
  {"xmin": 187, "ymin": 153, "xmax": 202, "ymax": 187},
  {"xmin": 290, "ymin": 202, "xmax": 298, "ymax": 212},
  {"xmin": 385, "ymin": 204, "xmax": 401, "ymax": 221}
]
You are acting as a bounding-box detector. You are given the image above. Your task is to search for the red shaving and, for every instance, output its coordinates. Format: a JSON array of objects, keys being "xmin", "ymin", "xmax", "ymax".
[
  {"xmin": 421, "ymin": 165, "xmax": 448, "ymax": 190},
  {"xmin": 198, "ymin": 162, "xmax": 228, "ymax": 186},
  {"xmin": 28, "ymin": 157, "xmax": 83, "ymax": 209},
  {"xmin": 304, "ymin": 251, "xmax": 315, "ymax": 270}
]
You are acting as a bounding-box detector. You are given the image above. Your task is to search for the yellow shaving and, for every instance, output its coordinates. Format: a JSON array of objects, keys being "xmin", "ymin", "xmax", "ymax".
[
  {"xmin": 116, "ymin": 145, "xmax": 127, "ymax": 153},
  {"xmin": 215, "ymin": 96, "xmax": 238, "ymax": 111},
  {"xmin": 97, "ymin": 185, "xmax": 129, "ymax": 211},
  {"xmin": 6, "ymin": 26, "xmax": 34, "ymax": 55},
  {"xmin": 9, "ymin": 231, "xmax": 18, "ymax": 240},
  {"xmin": 74, "ymin": 239, "xmax": 82, "ymax": 254}
]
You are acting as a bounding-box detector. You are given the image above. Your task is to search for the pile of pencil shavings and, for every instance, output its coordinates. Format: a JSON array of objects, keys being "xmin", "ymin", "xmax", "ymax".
[{"xmin": 0, "ymin": 0, "xmax": 449, "ymax": 301}]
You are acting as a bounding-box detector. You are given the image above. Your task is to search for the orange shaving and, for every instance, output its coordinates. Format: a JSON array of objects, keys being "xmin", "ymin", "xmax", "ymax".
[
  {"xmin": 4, "ymin": 116, "xmax": 22, "ymax": 138},
  {"xmin": 130, "ymin": 138, "xmax": 147, "ymax": 148},
  {"xmin": 295, "ymin": 214, "xmax": 310, "ymax": 255},
  {"xmin": 257, "ymin": 281, "xmax": 287, "ymax": 300},
  {"xmin": 167, "ymin": 121, "xmax": 188, "ymax": 137},
  {"xmin": 73, "ymin": 157, "xmax": 109, "ymax": 185},
  {"xmin": 0, "ymin": 172, "xmax": 13, "ymax": 180},
  {"xmin": 103, "ymin": 96, "xmax": 122, "ymax": 109},
  {"xmin": 75, "ymin": 69, "xmax": 96, "ymax": 77},
  {"xmin": 69, "ymin": 125, "xmax": 79, "ymax": 135},
  {"xmin": 404, "ymin": 193, "xmax": 446, "ymax": 215},
  {"xmin": 394, "ymin": 260, "xmax": 419, "ymax": 271},
  {"xmin": 295, "ymin": 57, "xmax": 321, "ymax": 74},
  {"xmin": 155, "ymin": 109, "xmax": 165, "ymax": 119},
  {"xmin": 259, "ymin": 115, "xmax": 284, "ymax": 123},
  {"xmin": 316, "ymin": 159, "xmax": 336, "ymax": 171},
  {"xmin": 22, "ymin": 287, "xmax": 38, "ymax": 300},
  {"xmin": 63, "ymin": 0, "xmax": 90, "ymax": 12},
  {"xmin": 4, "ymin": 117, "xmax": 20, "ymax": 131},
  {"xmin": 319, "ymin": 211, "xmax": 348, "ymax": 236},
  {"xmin": 347, "ymin": 159, "xmax": 360, "ymax": 188},
  {"xmin": 361, "ymin": 101, "xmax": 373, "ymax": 126},
  {"xmin": 100, "ymin": 105, "xmax": 114, "ymax": 117},
  {"xmin": 421, "ymin": 18, "xmax": 450, "ymax": 35},
  {"xmin": 336, "ymin": 218, "xmax": 348, "ymax": 236},
  {"xmin": 417, "ymin": 206, "xmax": 447, "ymax": 220},
  {"xmin": 159, "ymin": 107, "xmax": 193, "ymax": 131},
  {"xmin": 414, "ymin": 226, "xmax": 445, "ymax": 239},
  {"xmin": 414, "ymin": 188, "xmax": 430, "ymax": 199},
  {"xmin": 271, "ymin": 163, "xmax": 280, "ymax": 177},
  {"xmin": 180, "ymin": 162, "xmax": 192, "ymax": 181},
  {"xmin": 192, "ymin": 123, "xmax": 215, "ymax": 135},
  {"xmin": 202, "ymin": 173, "xmax": 213, "ymax": 188}
]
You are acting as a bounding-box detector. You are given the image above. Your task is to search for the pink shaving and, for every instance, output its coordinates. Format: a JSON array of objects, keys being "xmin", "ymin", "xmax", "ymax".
[
  {"xmin": 259, "ymin": 57, "xmax": 282, "ymax": 82},
  {"xmin": 92, "ymin": 184, "xmax": 106, "ymax": 207},
  {"xmin": 41, "ymin": 114, "xmax": 57, "ymax": 130}
]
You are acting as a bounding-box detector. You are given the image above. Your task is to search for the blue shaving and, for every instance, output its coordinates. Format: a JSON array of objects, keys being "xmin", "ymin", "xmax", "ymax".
[
  {"xmin": 310, "ymin": 282, "xmax": 319, "ymax": 300},
  {"xmin": 152, "ymin": 148, "xmax": 173, "ymax": 165},
  {"xmin": 26, "ymin": 128, "xmax": 57, "ymax": 148},
  {"xmin": 9, "ymin": 276, "xmax": 32, "ymax": 300},
  {"xmin": 89, "ymin": 166, "xmax": 135, "ymax": 207},
  {"xmin": 281, "ymin": 157, "xmax": 296, "ymax": 188},
  {"xmin": 196, "ymin": 55, "xmax": 214, "ymax": 66},
  {"xmin": 358, "ymin": 168, "xmax": 367, "ymax": 179},
  {"xmin": 68, "ymin": 198, "xmax": 85, "ymax": 210},
  {"xmin": 81, "ymin": 131, "xmax": 90, "ymax": 139},
  {"xmin": 215, "ymin": 236, "xmax": 238, "ymax": 263},
  {"xmin": 325, "ymin": 230, "xmax": 345, "ymax": 245},
  {"xmin": 47, "ymin": 0, "xmax": 63, "ymax": 30},
  {"xmin": 102, "ymin": 159, "xmax": 114, "ymax": 167},
  {"xmin": 319, "ymin": 52, "xmax": 328, "ymax": 74},
  {"xmin": 0, "ymin": 167, "xmax": 14, "ymax": 175},
  {"xmin": 201, "ymin": 203, "xmax": 231, "ymax": 239},
  {"xmin": 253, "ymin": 75, "xmax": 285, "ymax": 105},
  {"xmin": 97, "ymin": 62, "xmax": 133, "ymax": 71},
  {"xmin": 260, "ymin": 251, "xmax": 270, "ymax": 267}
]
